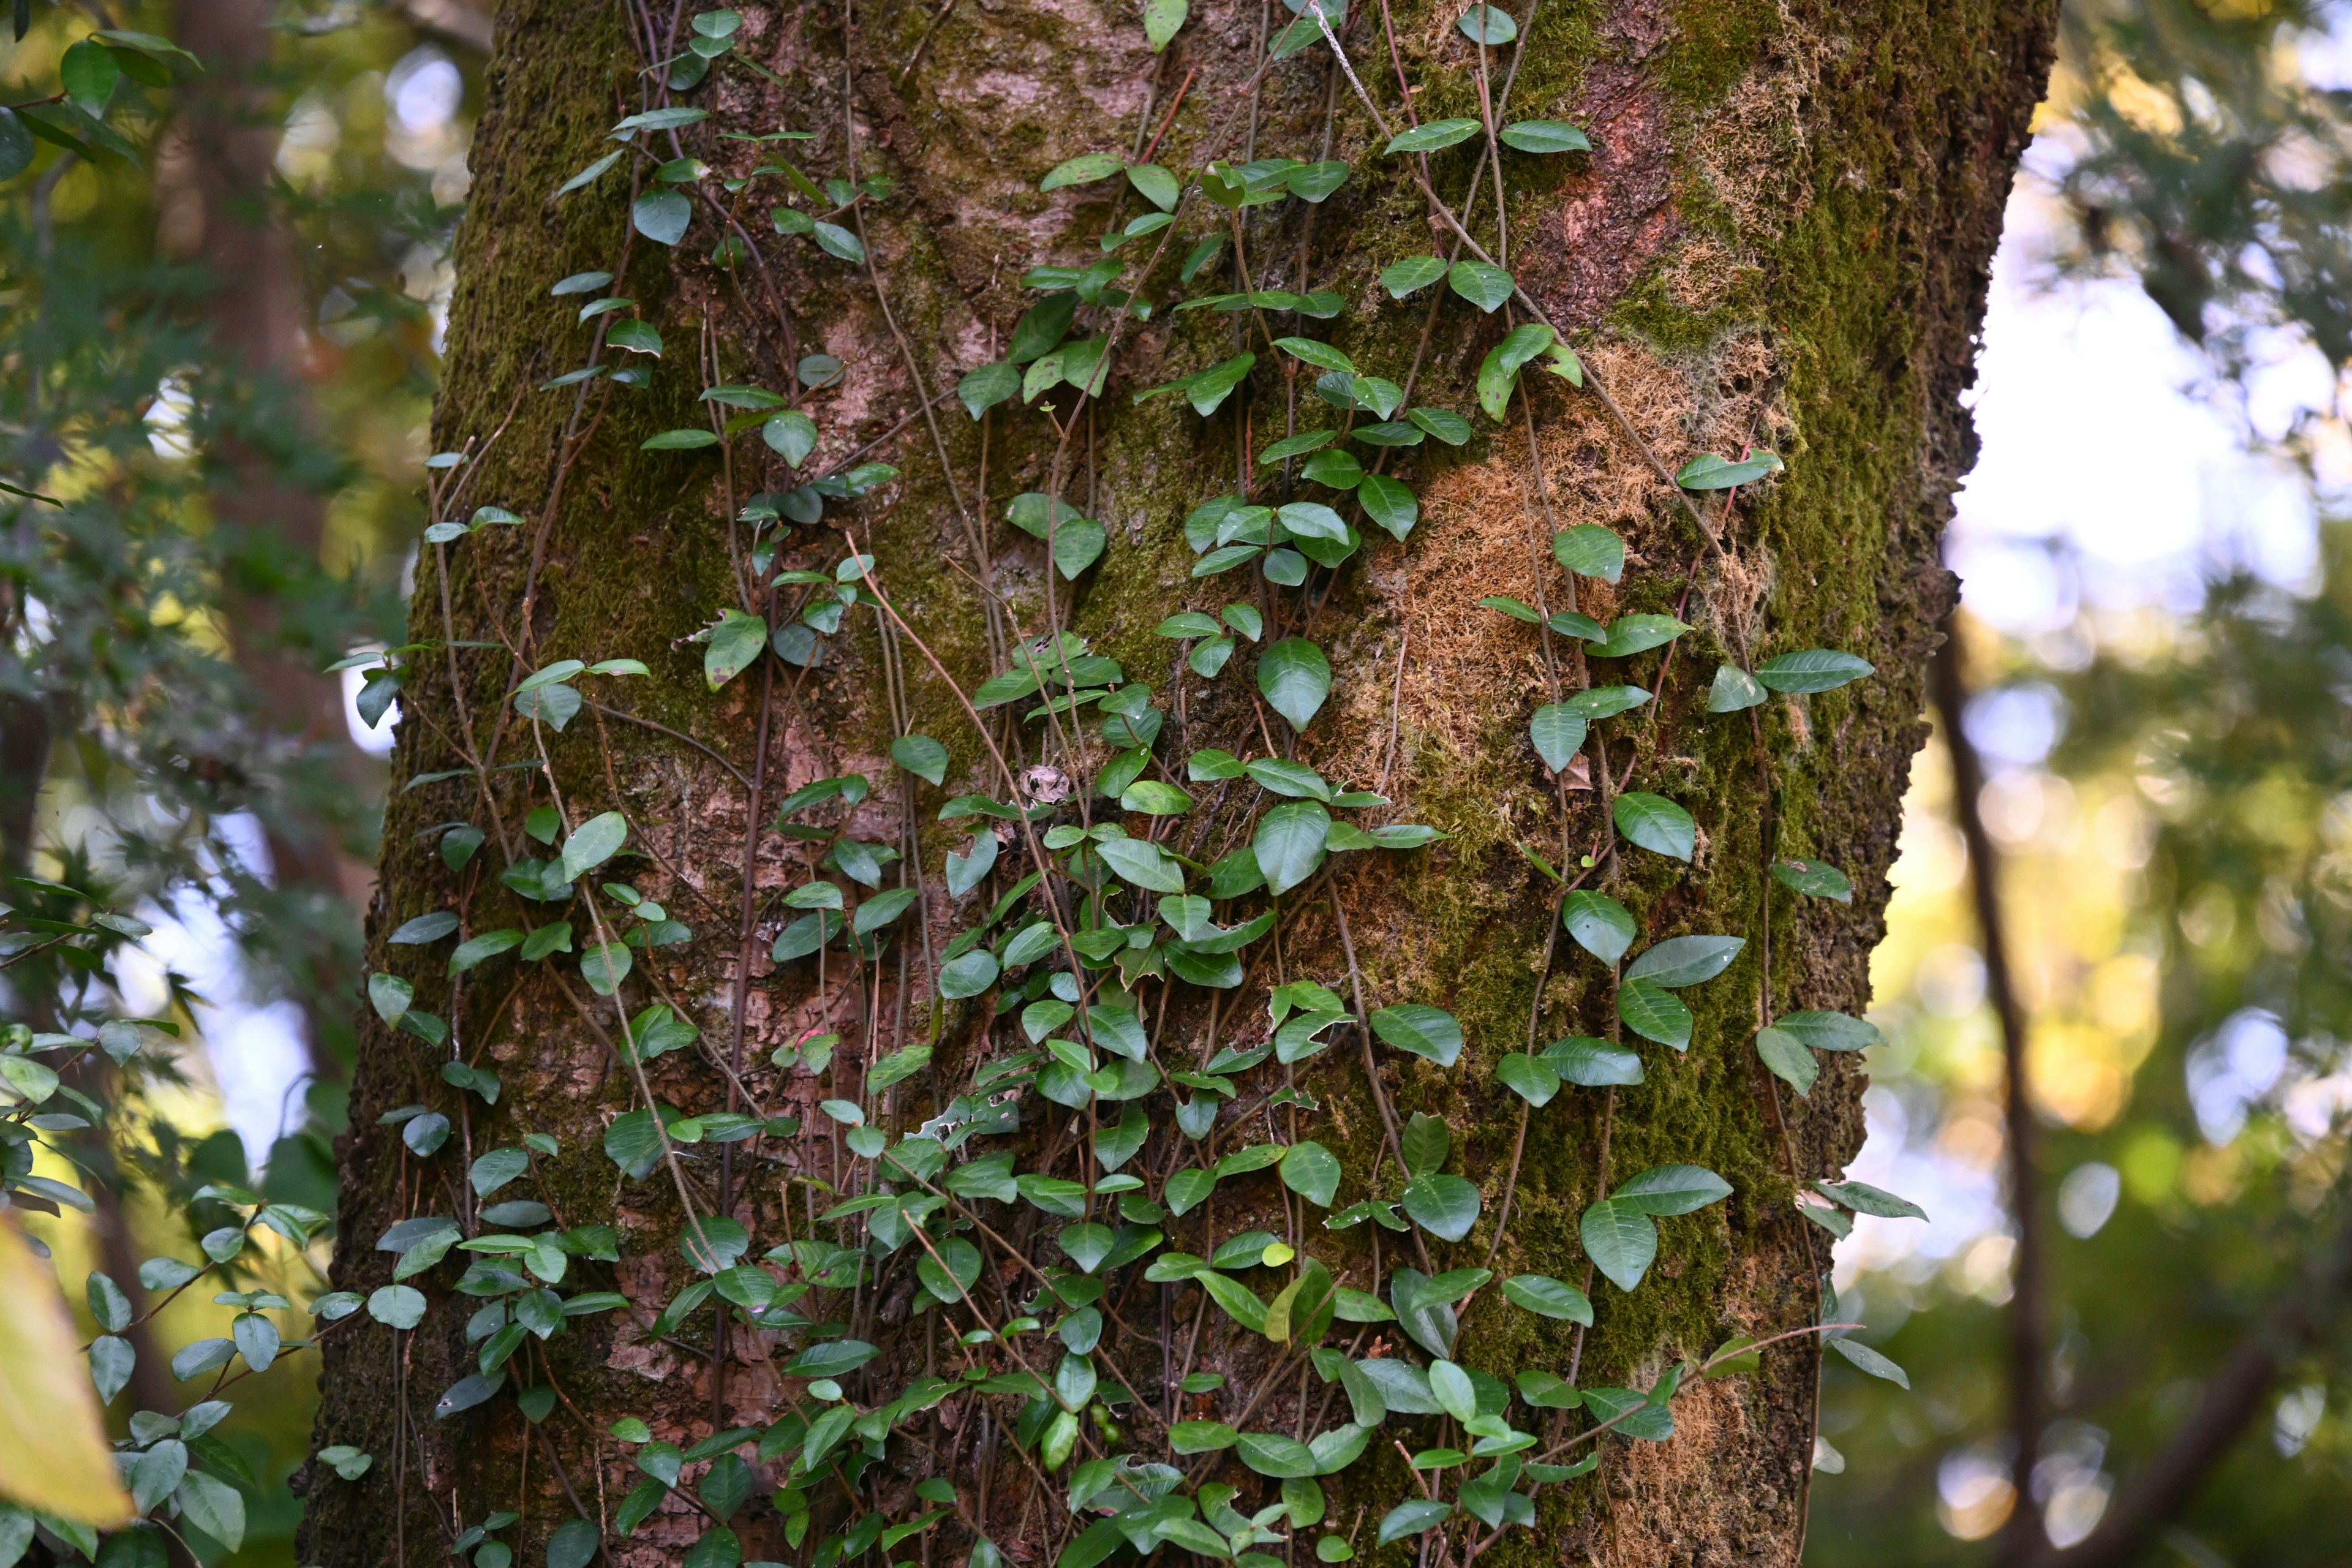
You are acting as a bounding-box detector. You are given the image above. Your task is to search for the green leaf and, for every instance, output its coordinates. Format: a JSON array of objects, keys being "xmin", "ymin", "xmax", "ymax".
[
  {"xmin": 1755, "ymin": 1026, "xmax": 1819, "ymax": 1097},
  {"xmin": 813, "ymin": 221, "xmax": 866, "ymax": 263},
  {"xmin": 1517, "ymin": 1369, "xmax": 1581, "ymax": 1408},
  {"xmin": 1828, "ymin": 1338, "xmax": 1909, "ymax": 1387},
  {"xmin": 1561, "ymin": 891, "xmax": 1635, "ymax": 965},
  {"xmin": 0, "ymin": 108, "xmax": 36, "ymax": 183},
  {"xmin": 1624, "ymin": 934, "xmax": 1744, "ymax": 988},
  {"xmin": 1755, "ymin": 649, "xmax": 1875, "ymax": 693},
  {"xmin": 642, "ymin": 428, "xmax": 720, "ymax": 451},
  {"xmin": 1164, "ymin": 1167, "xmax": 1218, "ymax": 1216},
  {"xmin": 1286, "ymin": 160, "xmax": 1353, "ymax": 202},
  {"xmin": 1815, "ymin": 1179, "xmax": 1928, "ymax": 1220},
  {"xmin": 368, "ymin": 973, "xmax": 412, "ymax": 1025},
  {"xmin": 560, "ymin": 811, "xmax": 628, "ymax": 882},
  {"xmin": 1199, "ymin": 1272, "xmax": 1270, "ymax": 1334},
  {"xmin": 1143, "ymin": 0, "xmax": 1188, "ymax": 48},
  {"xmin": 634, "ymin": 189, "xmax": 693, "ymax": 246},
  {"xmin": 705, "ymin": 608, "xmax": 769, "ymax": 689},
  {"xmin": 1615, "ymin": 979, "xmax": 1691, "ymax": 1049},
  {"xmin": 1613, "ymin": 792, "xmax": 1695, "ymax": 860},
  {"xmin": 1136, "ymin": 352, "xmax": 1257, "ymax": 418},
  {"xmin": 470, "ymin": 1146, "xmax": 529, "ymax": 1197},
  {"xmin": 1238, "ymin": 1433, "xmax": 1321, "ymax": 1479},
  {"xmin": 1401, "ymin": 1174, "xmax": 1480, "ymax": 1242},
  {"xmin": 1262, "ymin": 430, "xmax": 1339, "ymax": 465},
  {"xmin": 1378, "ymin": 1499, "xmax": 1454, "ymax": 1547},
  {"xmin": 1494, "ymin": 1053, "xmax": 1559, "ymax": 1106},
  {"xmin": 1707, "ymin": 663, "xmax": 1769, "ymax": 712},
  {"xmin": 853, "ymin": 887, "xmax": 919, "ymax": 935},
  {"xmin": 1257, "ymin": 638, "xmax": 1332, "ymax": 731},
  {"xmin": 892, "ymin": 734, "xmax": 950, "ymax": 785},
  {"xmin": 1529, "ymin": 704, "xmax": 1587, "ymax": 772},
  {"xmin": 391, "ymin": 911, "xmax": 459, "ymax": 945},
  {"xmin": 1381, "ymin": 254, "xmax": 1449, "ymax": 298},
  {"xmin": 1501, "ymin": 1273, "xmax": 1593, "ymax": 1324},
  {"xmin": 1447, "ymin": 260, "xmax": 1514, "ymax": 313},
  {"xmin": 176, "ymin": 1471, "xmax": 247, "ymax": 1551},
  {"xmin": 1774, "ymin": 1010, "xmax": 1881, "ymax": 1052},
  {"xmin": 59, "ymin": 40, "xmax": 119, "ymax": 116},
  {"xmin": 1476, "ymin": 322, "xmax": 1556, "ymax": 419},
  {"xmin": 1276, "ymin": 337, "xmax": 1356, "ymax": 374},
  {"xmin": 1578, "ymin": 1198, "xmax": 1657, "ymax": 1292},
  {"xmin": 1428, "ymin": 1359, "xmax": 1477, "ymax": 1424},
  {"xmin": 1552, "ymin": 524, "xmax": 1624, "ymax": 583},
  {"xmin": 1614, "ymin": 1164, "xmax": 1730, "ymax": 1217},
  {"xmin": 1566, "ymin": 684, "xmax": 1649, "ymax": 720},
  {"xmin": 959, "ymin": 361, "xmax": 1020, "ymax": 418},
  {"xmin": 1400, "ymin": 1112, "xmax": 1450, "ymax": 1178},
  {"xmin": 1281, "ymin": 1142, "xmax": 1341, "ymax": 1206},
  {"xmin": 1384, "ymin": 118, "xmax": 1482, "ymax": 154},
  {"xmin": 1675, "ymin": 450, "xmax": 1784, "ymax": 489},
  {"xmin": 764, "ymin": 410, "xmax": 819, "ymax": 466},
  {"xmin": 1169, "ymin": 1420, "xmax": 1237, "ymax": 1453},
  {"xmin": 1042, "ymin": 153, "xmax": 1123, "ymax": 191},
  {"xmin": 1120, "ymin": 780, "xmax": 1194, "ymax": 815},
  {"xmin": 368, "ymin": 1284, "xmax": 427, "ymax": 1329},
  {"xmin": 581, "ymin": 941, "xmax": 633, "ymax": 997},
  {"xmin": 1772, "ymin": 858, "xmax": 1853, "ymax": 901},
  {"xmin": 1095, "ymin": 834, "xmax": 1188, "ymax": 893},
  {"xmin": 605, "ymin": 318, "xmax": 663, "ymax": 356},
  {"xmin": 1499, "ymin": 119, "xmax": 1591, "ymax": 153},
  {"xmin": 1593, "ymin": 613, "xmax": 1691, "ymax": 658},
  {"xmin": 1357, "ymin": 473, "xmax": 1419, "ymax": 540},
  {"xmin": 1371, "ymin": 1004, "xmax": 1463, "ymax": 1067},
  {"xmin": 1457, "ymin": 2, "xmax": 1518, "ymax": 42},
  {"xmin": 938, "ymin": 949, "xmax": 1000, "ymax": 999}
]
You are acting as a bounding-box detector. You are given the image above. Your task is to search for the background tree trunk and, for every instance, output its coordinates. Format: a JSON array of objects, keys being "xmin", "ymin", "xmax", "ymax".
[{"xmin": 302, "ymin": 1, "xmax": 2055, "ymax": 1564}]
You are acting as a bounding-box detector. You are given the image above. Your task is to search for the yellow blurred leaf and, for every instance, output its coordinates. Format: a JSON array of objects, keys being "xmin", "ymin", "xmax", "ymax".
[{"xmin": 0, "ymin": 1218, "xmax": 135, "ymax": 1525}]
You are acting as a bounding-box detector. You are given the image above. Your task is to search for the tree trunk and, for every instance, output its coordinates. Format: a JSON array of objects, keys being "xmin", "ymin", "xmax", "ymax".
[
  {"xmin": 175, "ymin": 0, "xmax": 383, "ymax": 1102},
  {"xmin": 301, "ymin": 2, "xmax": 2054, "ymax": 1565}
]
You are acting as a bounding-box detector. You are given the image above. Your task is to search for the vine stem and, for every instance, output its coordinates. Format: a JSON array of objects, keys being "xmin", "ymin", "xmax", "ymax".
[
  {"xmin": 1310, "ymin": 7, "xmax": 1723, "ymax": 559},
  {"xmin": 1329, "ymin": 881, "xmax": 1434, "ymax": 1275}
]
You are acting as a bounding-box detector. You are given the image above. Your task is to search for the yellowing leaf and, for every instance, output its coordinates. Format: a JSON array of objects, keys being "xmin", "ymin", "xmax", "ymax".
[{"xmin": 0, "ymin": 1218, "xmax": 135, "ymax": 1524}]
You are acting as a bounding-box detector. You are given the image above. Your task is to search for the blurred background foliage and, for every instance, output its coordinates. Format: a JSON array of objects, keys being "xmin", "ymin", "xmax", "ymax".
[
  {"xmin": 1811, "ymin": 1, "xmax": 2352, "ymax": 1563},
  {"xmin": 7, "ymin": 0, "xmax": 2352, "ymax": 1562},
  {"xmin": 1, "ymin": 0, "xmax": 479, "ymax": 1558}
]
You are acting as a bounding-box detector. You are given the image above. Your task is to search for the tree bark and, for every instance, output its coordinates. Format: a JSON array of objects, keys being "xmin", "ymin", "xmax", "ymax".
[{"xmin": 301, "ymin": 1, "xmax": 2056, "ymax": 1564}]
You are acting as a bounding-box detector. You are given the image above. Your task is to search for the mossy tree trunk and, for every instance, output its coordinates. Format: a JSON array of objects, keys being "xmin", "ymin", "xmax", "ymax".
[{"xmin": 300, "ymin": 1, "xmax": 2054, "ymax": 1565}]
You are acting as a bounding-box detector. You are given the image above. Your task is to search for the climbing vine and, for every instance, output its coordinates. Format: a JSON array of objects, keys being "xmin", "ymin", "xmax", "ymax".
[{"xmin": 13, "ymin": 1, "xmax": 1948, "ymax": 1564}]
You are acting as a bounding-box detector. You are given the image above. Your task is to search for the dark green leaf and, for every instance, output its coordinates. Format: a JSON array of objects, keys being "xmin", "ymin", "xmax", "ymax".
[
  {"xmin": 1371, "ymin": 1004, "xmax": 1463, "ymax": 1066},
  {"xmin": 1499, "ymin": 119, "xmax": 1591, "ymax": 153},
  {"xmin": 1257, "ymin": 638, "xmax": 1332, "ymax": 731},
  {"xmin": 1384, "ymin": 118, "xmax": 1482, "ymax": 154},
  {"xmin": 1755, "ymin": 649, "xmax": 1875, "ymax": 693},
  {"xmin": 1500, "ymin": 1273, "xmax": 1593, "ymax": 1324},
  {"xmin": 1529, "ymin": 704, "xmax": 1587, "ymax": 771},
  {"xmin": 1755, "ymin": 1026, "xmax": 1818, "ymax": 1097},
  {"xmin": 1615, "ymin": 979, "xmax": 1691, "ymax": 1049},
  {"xmin": 1561, "ymin": 891, "xmax": 1635, "ymax": 965},
  {"xmin": 1771, "ymin": 858, "xmax": 1853, "ymax": 901},
  {"xmin": 1675, "ymin": 450, "xmax": 1784, "ymax": 489},
  {"xmin": 1578, "ymin": 1198, "xmax": 1656, "ymax": 1292},
  {"xmin": 1624, "ymin": 934, "xmax": 1744, "ymax": 989},
  {"xmin": 1448, "ymin": 260, "xmax": 1514, "ymax": 312},
  {"xmin": 1552, "ymin": 524, "xmax": 1624, "ymax": 582},
  {"xmin": 1613, "ymin": 792, "xmax": 1694, "ymax": 859},
  {"xmin": 1381, "ymin": 255, "xmax": 1449, "ymax": 298}
]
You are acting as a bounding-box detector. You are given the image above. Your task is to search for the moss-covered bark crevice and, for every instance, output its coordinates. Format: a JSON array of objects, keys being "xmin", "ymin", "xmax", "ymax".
[{"xmin": 301, "ymin": 0, "xmax": 2055, "ymax": 1562}]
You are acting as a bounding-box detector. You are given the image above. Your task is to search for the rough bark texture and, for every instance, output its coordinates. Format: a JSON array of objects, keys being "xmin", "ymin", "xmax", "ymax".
[{"xmin": 301, "ymin": 1, "xmax": 2056, "ymax": 1564}]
